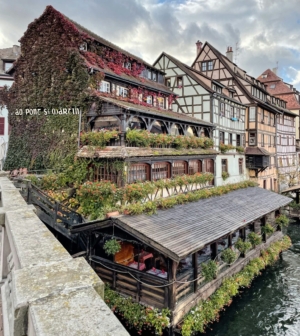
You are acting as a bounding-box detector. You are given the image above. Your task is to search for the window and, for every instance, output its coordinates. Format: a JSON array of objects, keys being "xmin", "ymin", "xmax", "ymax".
[
  {"xmin": 99, "ymin": 81, "xmax": 110, "ymax": 93},
  {"xmin": 173, "ymin": 161, "xmax": 187, "ymax": 176},
  {"xmin": 219, "ymin": 131, "xmax": 224, "ymax": 144},
  {"xmin": 118, "ymin": 86, "xmax": 128, "ymax": 97},
  {"xmin": 189, "ymin": 161, "xmax": 202, "ymax": 175},
  {"xmin": 217, "ymin": 87, "xmax": 222, "ymax": 94},
  {"xmin": 212, "ymin": 84, "xmax": 216, "ymax": 91},
  {"xmin": 236, "ymin": 108, "xmax": 240, "ymax": 119},
  {"xmin": 128, "ymin": 164, "xmax": 150, "ymax": 183},
  {"xmin": 79, "ymin": 42, "xmax": 87, "ymax": 51},
  {"xmin": 0, "ymin": 117, "xmax": 5, "ymax": 136},
  {"xmin": 230, "ymin": 106, "xmax": 234, "ymax": 118},
  {"xmin": 236, "ymin": 134, "xmax": 241, "ymax": 146},
  {"xmin": 263, "ymin": 180, "xmax": 267, "ymax": 189},
  {"xmin": 165, "ymin": 78, "xmax": 171, "ymax": 87},
  {"xmin": 208, "ymin": 61, "xmax": 213, "ymax": 70},
  {"xmin": 138, "ymin": 93, "xmax": 143, "ymax": 102},
  {"xmin": 270, "ymin": 84, "xmax": 276, "ymax": 89},
  {"xmin": 270, "ymin": 114, "xmax": 274, "ymax": 126},
  {"xmin": 4, "ymin": 62, "xmax": 13, "ymax": 72},
  {"xmin": 123, "ymin": 62, "xmax": 131, "ymax": 70},
  {"xmin": 229, "ymin": 133, "xmax": 232, "ymax": 145},
  {"xmin": 268, "ymin": 135, "xmax": 271, "ymax": 146},
  {"xmin": 262, "ymin": 74, "xmax": 267, "ymax": 78},
  {"xmin": 177, "ymin": 76, "xmax": 183, "ymax": 87},
  {"xmin": 249, "ymin": 107, "xmax": 256, "ymax": 121},
  {"xmin": 201, "ymin": 62, "xmax": 207, "ymax": 71},
  {"xmin": 152, "ymin": 162, "xmax": 170, "ymax": 180},
  {"xmin": 93, "ymin": 165, "xmax": 122, "ymax": 187},
  {"xmin": 157, "ymin": 97, "xmax": 165, "ymax": 108},
  {"xmin": 229, "ymin": 92, "xmax": 233, "ymax": 98},
  {"xmin": 239, "ymin": 159, "xmax": 243, "ymax": 174},
  {"xmin": 221, "ymin": 159, "xmax": 227, "ymax": 172},
  {"xmin": 249, "ymin": 132, "xmax": 256, "ymax": 145},
  {"xmin": 152, "ymin": 72, "xmax": 157, "ymax": 81},
  {"xmin": 220, "ymin": 103, "xmax": 225, "ymax": 116},
  {"xmin": 146, "ymin": 95, "xmax": 153, "ymax": 105}
]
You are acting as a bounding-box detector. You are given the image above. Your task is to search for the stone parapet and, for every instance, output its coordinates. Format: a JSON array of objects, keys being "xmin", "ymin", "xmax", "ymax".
[{"xmin": 0, "ymin": 177, "xmax": 129, "ymax": 336}]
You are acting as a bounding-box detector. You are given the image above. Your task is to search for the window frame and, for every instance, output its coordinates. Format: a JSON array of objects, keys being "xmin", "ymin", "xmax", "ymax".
[
  {"xmin": 127, "ymin": 163, "xmax": 150, "ymax": 183},
  {"xmin": 188, "ymin": 160, "xmax": 202, "ymax": 175},
  {"xmin": 151, "ymin": 162, "xmax": 170, "ymax": 181},
  {"xmin": 172, "ymin": 161, "xmax": 187, "ymax": 177},
  {"xmin": 177, "ymin": 76, "xmax": 183, "ymax": 88},
  {"xmin": 221, "ymin": 159, "xmax": 228, "ymax": 173},
  {"xmin": 201, "ymin": 62, "xmax": 207, "ymax": 71},
  {"xmin": 238, "ymin": 158, "xmax": 243, "ymax": 174},
  {"xmin": 99, "ymin": 80, "xmax": 111, "ymax": 93},
  {"xmin": 146, "ymin": 95, "xmax": 153, "ymax": 105}
]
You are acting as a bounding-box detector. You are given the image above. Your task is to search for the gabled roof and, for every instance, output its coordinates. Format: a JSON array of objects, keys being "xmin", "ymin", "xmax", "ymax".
[
  {"xmin": 154, "ymin": 51, "xmax": 246, "ymax": 106},
  {"xmin": 116, "ymin": 187, "xmax": 291, "ymax": 261},
  {"xmin": 257, "ymin": 69, "xmax": 282, "ymax": 83},
  {"xmin": 191, "ymin": 42, "xmax": 285, "ymax": 114}
]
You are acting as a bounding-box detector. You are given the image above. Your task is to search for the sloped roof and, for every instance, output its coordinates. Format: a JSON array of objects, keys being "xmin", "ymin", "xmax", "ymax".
[
  {"xmin": 257, "ymin": 69, "xmax": 282, "ymax": 83},
  {"xmin": 245, "ymin": 147, "xmax": 271, "ymax": 156},
  {"xmin": 96, "ymin": 95, "xmax": 214, "ymax": 126},
  {"xmin": 77, "ymin": 145, "xmax": 217, "ymax": 159},
  {"xmin": 116, "ymin": 187, "xmax": 291, "ymax": 261}
]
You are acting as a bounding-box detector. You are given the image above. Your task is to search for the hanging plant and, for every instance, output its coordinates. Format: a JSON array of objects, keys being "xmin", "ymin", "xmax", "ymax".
[
  {"xmin": 222, "ymin": 171, "xmax": 230, "ymax": 181},
  {"xmin": 103, "ymin": 238, "xmax": 121, "ymax": 255},
  {"xmin": 221, "ymin": 248, "xmax": 237, "ymax": 264},
  {"xmin": 235, "ymin": 238, "xmax": 252, "ymax": 255},
  {"xmin": 201, "ymin": 260, "xmax": 218, "ymax": 281},
  {"xmin": 261, "ymin": 223, "xmax": 275, "ymax": 235},
  {"xmin": 275, "ymin": 214, "xmax": 289, "ymax": 228},
  {"xmin": 248, "ymin": 232, "xmax": 262, "ymax": 247}
]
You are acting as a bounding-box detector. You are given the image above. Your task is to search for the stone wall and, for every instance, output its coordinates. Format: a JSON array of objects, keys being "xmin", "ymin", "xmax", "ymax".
[{"xmin": 0, "ymin": 175, "xmax": 129, "ymax": 336}]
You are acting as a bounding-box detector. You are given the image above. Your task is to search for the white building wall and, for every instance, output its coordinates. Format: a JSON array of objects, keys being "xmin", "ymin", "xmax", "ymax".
[{"xmin": 215, "ymin": 154, "xmax": 247, "ymax": 186}]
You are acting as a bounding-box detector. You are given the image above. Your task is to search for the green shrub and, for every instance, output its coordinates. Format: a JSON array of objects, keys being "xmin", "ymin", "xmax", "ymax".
[
  {"xmin": 235, "ymin": 238, "xmax": 252, "ymax": 255},
  {"xmin": 261, "ymin": 223, "xmax": 275, "ymax": 235},
  {"xmin": 201, "ymin": 260, "xmax": 218, "ymax": 281},
  {"xmin": 248, "ymin": 232, "xmax": 262, "ymax": 247},
  {"xmin": 221, "ymin": 248, "xmax": 237, "ymax": 264},
  {"xmin": 275, "ymin": 214, "xmax": 289, "ymax": 228}
]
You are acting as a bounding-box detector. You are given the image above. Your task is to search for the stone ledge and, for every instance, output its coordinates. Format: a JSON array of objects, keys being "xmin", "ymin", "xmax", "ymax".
[
  {"xmin": 28, "ymin": 287, "xmax": 130, "ymax": 336},
  {"xmin": 12, "ymin": 257, "xmax": 105, "ymax": 336}
]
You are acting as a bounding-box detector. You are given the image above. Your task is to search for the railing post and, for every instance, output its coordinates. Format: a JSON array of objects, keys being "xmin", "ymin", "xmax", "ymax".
[{"xmin": 27, "ymin": 181, "xmax": 32, "ymax": 204}]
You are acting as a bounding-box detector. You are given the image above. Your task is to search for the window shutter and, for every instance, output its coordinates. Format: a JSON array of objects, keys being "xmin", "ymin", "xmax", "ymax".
[{"xmin": 0, "ymin": 117, "xmax": 5, "ymax": 136}]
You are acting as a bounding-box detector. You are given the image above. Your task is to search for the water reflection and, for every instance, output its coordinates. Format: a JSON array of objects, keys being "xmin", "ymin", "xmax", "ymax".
[{"xmin": 203, "ymin": 222, "xmax": 300, "ymax": 336}]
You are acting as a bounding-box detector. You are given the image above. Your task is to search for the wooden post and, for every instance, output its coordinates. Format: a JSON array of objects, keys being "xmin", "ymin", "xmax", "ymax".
[
  {"xmin": 261, "ymin": 216, "xmax": 267, "ymax": 242},
  {"xmin": 228, "ymin": 234, "xmax": 232, "ymax": 247},
  {"xmin": 193, "ymin": 253, "xmax": 198, "ymax": 293},
  {"xmin": 27, "ymin": 181, "xmax": 32, "ymax": 203},
  {"xmin": 168, "ymin": 260, "xmax": 178, "ymax": 311},
  {"xmin": 296, "ymin": 192, "xmax": 300, "ymax": 204},
  {"xmin": 211, "ymin": 242, "xmax": 218, "ymax": 260}
]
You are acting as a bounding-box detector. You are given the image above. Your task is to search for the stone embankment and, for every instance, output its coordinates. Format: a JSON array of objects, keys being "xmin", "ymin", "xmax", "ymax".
[{"xmin": 0, "ymin": 175, "xmax": 129, "ymax": 336}]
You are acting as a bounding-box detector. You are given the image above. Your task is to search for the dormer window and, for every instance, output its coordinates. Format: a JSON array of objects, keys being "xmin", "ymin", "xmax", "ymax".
[
  {"xmin": 99, "ymin": 81, "xmax": 110, "ymax": 93},
  {"xmin": 177, "ymin": 77, "xmax": 183, "ymax": 88},
  {"xmin": 147, "ymin": 95, "xmax": 153, "ymax": 105},
  {"xmin": 270, "ymin": 84, "xmax": 276, "ymax": 89},
  {"xmin": 79, "ymin": 42, "xmax": 87, "ymax": 52},
  {"xmin": 212, "ymin": 84, "xmax": 216, "ymax": 91},
  {"xmin": 216, "ymin": 87, "xmax": 222, "ymax": 94},
  {"xmin": 4, "ymin": 62, "xmax": 13, "ymax": 72},
  {"xmin": 262, "ymin": 74, "xmax": 267, "ymax": 78},
  {"xmin": 123, "ymin": 62, "xmax": 131, "ymax": 70}
]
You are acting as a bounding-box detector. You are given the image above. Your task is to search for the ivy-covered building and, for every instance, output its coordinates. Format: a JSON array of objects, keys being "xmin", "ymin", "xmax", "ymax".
[{"xmin": 2, "ymin": 5, "xmax": 218, "ymax": 188}]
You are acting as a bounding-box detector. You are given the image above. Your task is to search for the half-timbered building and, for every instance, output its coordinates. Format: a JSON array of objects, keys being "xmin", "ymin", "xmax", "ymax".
[
  {"xmin": 153, "ymin": 51, "xmax": 247, "ymax": 186},
  {"xmin": 192, "ymin": 42, "xmax": 293, "ymax": 191}
]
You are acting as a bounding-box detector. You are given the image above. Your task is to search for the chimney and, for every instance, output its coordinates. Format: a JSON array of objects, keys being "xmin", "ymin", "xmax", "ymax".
[
  {"xmin": 226, "ymin": 46, "xmax": 233, "ymax": 62},
  {"xmin": 196, "ymin": 40, "xmax": 203, "ymax": 56},
  {"xmin": 272, "ymin": 67, "xmax": 277, "ymax": 75},
  {"xmin": 12, "ymin": 45, "xmax": 20, "ymax": 55}
]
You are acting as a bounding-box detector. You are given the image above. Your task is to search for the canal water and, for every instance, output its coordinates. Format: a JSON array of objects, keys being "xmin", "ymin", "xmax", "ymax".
[
  {"xmin": 125, "ymin": 222, "xmax": 300, "ymax": 336},
  {"xmin": 203, "ymin": 221, "xmax": 300, "ymax": 336}
]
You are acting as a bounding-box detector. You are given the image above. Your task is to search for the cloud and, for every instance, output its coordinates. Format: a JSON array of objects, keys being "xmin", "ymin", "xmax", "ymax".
[{"xmin": 1, "ymin": 0, "xmax": 300, "ymax": 89}]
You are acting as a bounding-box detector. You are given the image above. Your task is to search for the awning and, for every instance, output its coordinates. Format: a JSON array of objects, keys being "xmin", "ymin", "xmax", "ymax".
[{"xmin": 115, "ymin": 187, "xmax": 291, "ymax": 262}]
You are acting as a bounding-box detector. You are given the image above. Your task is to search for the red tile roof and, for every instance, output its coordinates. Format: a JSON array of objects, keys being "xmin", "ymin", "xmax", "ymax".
[
  {"xmin": 257, "ymin": 69, "xmax": 282, "ymax": 83},
  {"xmin": 245, "ymin": 147, "xmax": 271, "ymax": 156}
]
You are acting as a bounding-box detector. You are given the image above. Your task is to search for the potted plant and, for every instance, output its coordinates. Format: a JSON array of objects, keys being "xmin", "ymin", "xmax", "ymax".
[
  {"xmin": 221, "ymin": 248, "xmax": 237, "ymax": 265},
  {"xmin": 261, "ymin": 223, "xmax": 275, "ymax": 235},
  {"xmin": 201, "ymin": 260, "xmax": 218, "ymax": 281},
  {"xmin": 235, "ymin": 238, "xmax": 252, "ymax": 257},
  {"xmin": 248, "ymin": 232, "xmax": 262, "ymax": 248},
  {"xmin": 222, "ymin": 171, "xmax": 230, "ymax": 181},
  {"xmin": 103, "ymin": 238, "xmax": 121, "ymax": 256},
  {"xmin": 275, "ymin": 214, "xmax": 289, "ymax": 229}
]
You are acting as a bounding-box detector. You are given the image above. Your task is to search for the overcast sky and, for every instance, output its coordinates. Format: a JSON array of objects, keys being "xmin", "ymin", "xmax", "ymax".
[{"xmin": 1, "ymin": 0, "xmax": 300, "ymax": 89}]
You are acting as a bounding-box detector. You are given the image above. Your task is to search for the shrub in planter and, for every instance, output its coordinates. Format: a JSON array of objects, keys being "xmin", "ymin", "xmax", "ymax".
[
  {"xmin": 103, "ymin": 239, "xmax": 121, "ymax": 256},
  {"xmin": 221, "ymin": 248, "xmax": 237, "ymax": 264},
  {"xmin": 275, "ymin": 214, "xmax": 289, "ymax": 228},
  {"xmin": 248, "ymin": 232, "xmax": 262, "ymax": 247},
  {"xmin": 236, "ymin": 146, "xmax": 244, "ymax": 153},
  {"xmin": 261, "ymin": 223, "xmax": 275, "ymax": 235},
  {"xmin": 125, "ymin": 202, "xmax": 144, "ymax": 215},
  {"xmin": 235, "ymin": 238, "xmax": 252, "ymax": 255},
  {"xmin": 222, "ymin": 171, "xmax": 230, "ymax": 181},
  {"xmin": 142, "ymin": 201, "xmax": 157, "ymax": 215},
  {"xmin": 201, "ymin": 260, "xmax": 218, "ymax": 281}
]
